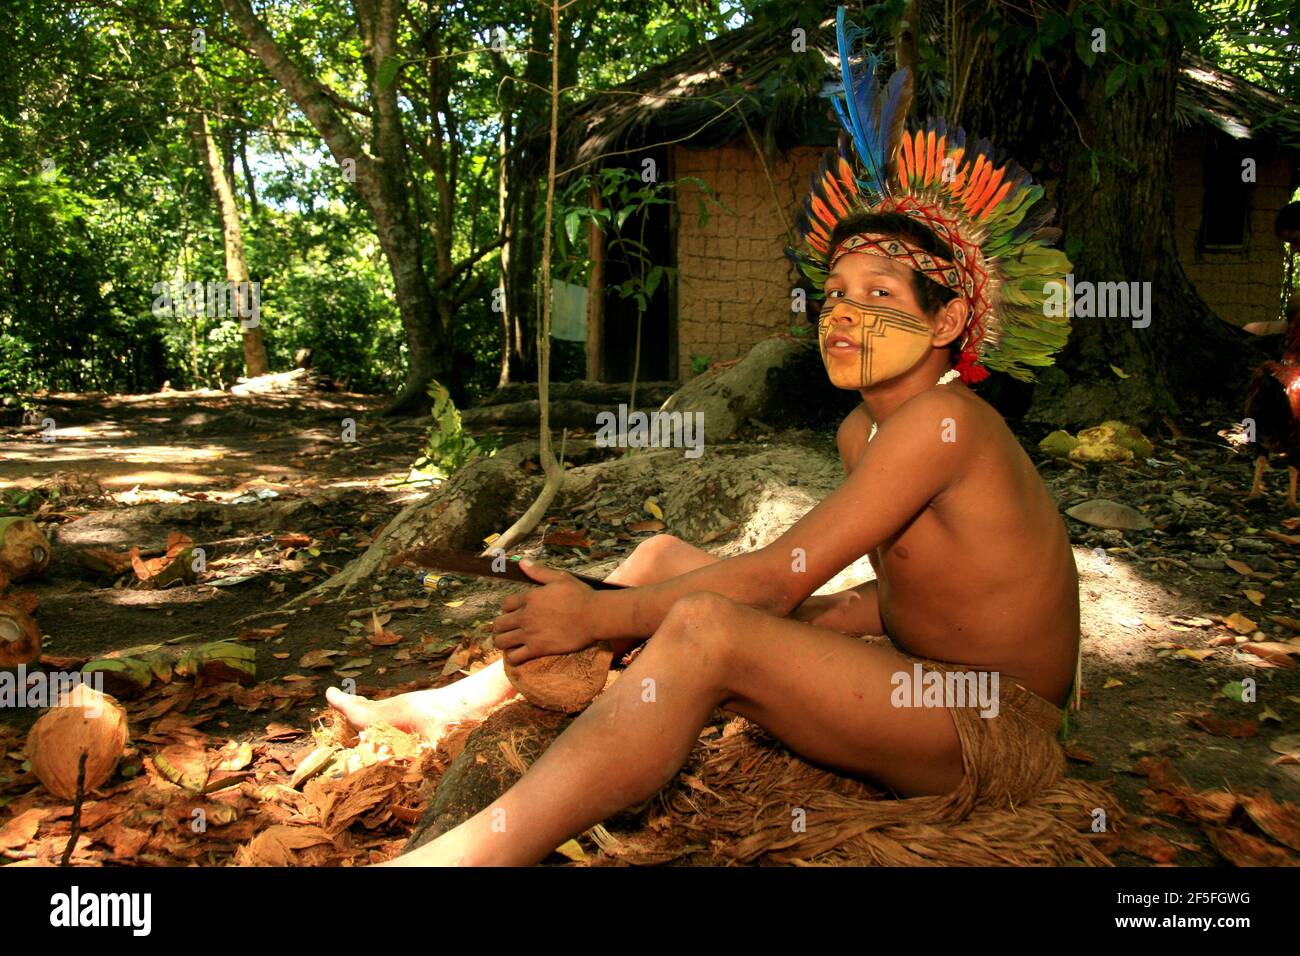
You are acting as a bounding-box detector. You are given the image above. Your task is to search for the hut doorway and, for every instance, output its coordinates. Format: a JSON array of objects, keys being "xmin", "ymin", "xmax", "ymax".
[{"xmin": 600, "ymin": 146, "xmax": 677, "ymax": 382}]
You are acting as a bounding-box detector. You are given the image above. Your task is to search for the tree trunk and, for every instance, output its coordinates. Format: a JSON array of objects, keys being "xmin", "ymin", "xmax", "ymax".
[
  {"xmin": 586, "ymin": 181, "xmax": 606, "ymax": 381},
  {"xmin": 220, "ymin": 0, "xmax": 450, "ymax": 416},
  {"xmin": 189, "ymin": 111, "xmax": 270, "ymax": 378},
  {"xmin": 951, "ymin": 1, "xmax": 1261, "ymax": 428},
  {"xmin": 497, "ymin": 126, "xmax": 513, "ymax": 387}
]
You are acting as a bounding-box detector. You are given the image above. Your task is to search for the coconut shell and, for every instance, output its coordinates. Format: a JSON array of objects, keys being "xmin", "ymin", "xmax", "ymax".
[
  {"xmin": 503, "ymin": 642, "xmax": 615, "ymax": 714},
  {"xmin": 26, "ymin": 684, "xmax": 129, "ymax": 799},
  {"xmin": 0, "ymin": 598, "xmax": 41, "ymax": 668},
  {"xmin": 1065, "ymin": 498, "xmax": 1153, "ymax": 531},
  {"xmin": 0, "ymin": 517, "xmax": 50, "ymax": 583}
]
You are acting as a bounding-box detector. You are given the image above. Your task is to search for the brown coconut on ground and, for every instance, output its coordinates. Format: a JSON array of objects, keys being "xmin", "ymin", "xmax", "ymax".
[
  {"xmin": 0, "ymin": 517, "xmax": 50, "ymax": 583},
  {"xmin": 0, "ymin": 598, "xmax": 42, "ymax": 668},
  {"xmin": 25, "ymin": 684, "xmax": 130, "ymax": 800}
]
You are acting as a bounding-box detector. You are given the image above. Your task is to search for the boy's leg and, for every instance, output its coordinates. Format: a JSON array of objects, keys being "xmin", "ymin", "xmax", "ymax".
[
  {"xmin": 327, "ymin": 535, "xmax": 719, "ymax": 738},
  {"xmin": 388, "ymin": 592, "xmax": 962, "ymax": 866}
]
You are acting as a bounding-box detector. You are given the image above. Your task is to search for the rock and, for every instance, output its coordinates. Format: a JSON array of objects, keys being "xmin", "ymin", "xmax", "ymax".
[
  {"xmin": 660, "ymin": 336, "xmax": 854, "ymax": 442},
  {"xmin": 1065, "ymin": 498, "xmax": 1153, "ymax": 531},
  {"xmin": 1233, "ymin": 538, "xmax": 1273, "ymax": 554},
  {"xmin": 1190, "ymin": 557, "xmax": 1225, "ymax": 570}
]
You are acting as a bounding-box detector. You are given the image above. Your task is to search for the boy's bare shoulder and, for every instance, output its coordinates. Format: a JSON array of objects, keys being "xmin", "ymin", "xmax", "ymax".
[
  {"xmin": 835, "ymin": 402, "xmax": 872, "ymax": 472},
  {"xmin": 879, "ymin": 386, "xmax": 1000, "ymax": 460}
]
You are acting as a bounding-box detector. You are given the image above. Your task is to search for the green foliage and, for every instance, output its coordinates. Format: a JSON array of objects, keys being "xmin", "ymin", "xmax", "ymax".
[
  {"xmin": 3, "ymin": 0, "xmax": 1294, "ymax": 406},
  {"xmin": 408, "ymin": 379, "xmax": 497, "ymax": 482},
  {"xmin": 690, "ymin": 354, "xmax": 711, "ymax": 375}
]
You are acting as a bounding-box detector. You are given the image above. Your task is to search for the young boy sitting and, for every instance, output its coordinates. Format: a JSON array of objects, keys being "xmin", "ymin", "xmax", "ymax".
[{"xmin": 328, "ymin": 26, "xmax": 1090, "ymax": 864}]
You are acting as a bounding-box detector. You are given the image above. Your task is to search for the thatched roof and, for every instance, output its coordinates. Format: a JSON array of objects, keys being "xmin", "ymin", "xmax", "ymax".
[
  {"xmin": 1176, "ymin": 54, "xmax": 1300, "ymax": 146},
  {"xmin": 522, "ymin": 13, "xmax": 1300, "ymax": 178}
]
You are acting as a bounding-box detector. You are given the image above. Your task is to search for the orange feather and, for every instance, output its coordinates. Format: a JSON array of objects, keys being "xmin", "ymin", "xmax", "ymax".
[
  {"xmin": 968, "ymin": 165, "xmax": 1007, "ymax": 217},
  {"xmin": 904, "ymin": 132, "xmax": 921, "ymax": 187},
  {"xmin": 974, "ymin": 178, "xmax": 1014, "ymax": 221},
  {"xmin": 962, "ymin": 156, "xmax": 991, "ymax": 207},
  {"xmin": 822, "ymin": 173, "xmax": 851, "ymax": 218}
]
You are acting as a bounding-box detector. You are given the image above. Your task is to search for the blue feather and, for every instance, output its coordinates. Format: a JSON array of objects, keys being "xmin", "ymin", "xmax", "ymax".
[{"xmin": 830, "ymin": 6, "xmax": 909, "ymax": 196}]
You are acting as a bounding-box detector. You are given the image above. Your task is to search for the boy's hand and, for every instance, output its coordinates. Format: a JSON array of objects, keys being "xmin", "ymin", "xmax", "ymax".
[{"xmin": 491, "ymin": 559, "xmax": 597, "ymax": 664}]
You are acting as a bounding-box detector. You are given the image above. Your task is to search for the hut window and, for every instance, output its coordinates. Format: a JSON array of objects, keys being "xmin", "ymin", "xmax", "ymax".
[{"xmin": 1199, "ymin": 138, "xmax": 1251, "ymax": 251}]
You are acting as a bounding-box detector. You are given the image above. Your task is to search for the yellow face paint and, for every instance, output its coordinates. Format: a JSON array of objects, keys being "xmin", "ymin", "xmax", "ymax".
[{"xmin": 818, "ymin": 296, "xmax": 934, "ymax": 388}]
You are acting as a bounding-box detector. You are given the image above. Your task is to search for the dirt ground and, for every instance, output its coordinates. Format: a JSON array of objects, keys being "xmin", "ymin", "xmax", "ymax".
[{"xmin": 0, "ymin": 383, "xmax": 1298, "ymax": 867}]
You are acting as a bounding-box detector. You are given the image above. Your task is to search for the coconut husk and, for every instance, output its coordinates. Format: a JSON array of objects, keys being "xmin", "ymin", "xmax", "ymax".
[
  {"xmin": 651, "ymin": 675, "xmax": 1119, "ymax": 867},
  {"xmin": 404, "ymin": 702, "xmax": 574, "ymax": 852}
]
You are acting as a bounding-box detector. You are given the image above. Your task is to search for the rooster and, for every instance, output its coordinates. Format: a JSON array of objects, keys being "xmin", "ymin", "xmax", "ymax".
[{"xmin": 1240, "ymin": 299, "xmax": 1300, "ymax": 509}]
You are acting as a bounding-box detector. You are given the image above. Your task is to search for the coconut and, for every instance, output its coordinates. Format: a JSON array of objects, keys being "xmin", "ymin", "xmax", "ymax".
[
  {"xmin": 25, "ymin": 684, "xmax": 129, "ymax": 800},
  {"xmin": 0, "ymin": 598, "xmax": 42, "ymax": 668},
  {"xmin": 503, "ymin": 642, "xmax": 615, "ymax": 714},
  {"xmin": 0, "ymin": 517, "xmax": 50, "ymax": 583}
]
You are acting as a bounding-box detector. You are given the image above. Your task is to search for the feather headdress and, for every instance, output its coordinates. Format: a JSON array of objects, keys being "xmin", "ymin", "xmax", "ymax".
[{"xmin": 785, "ymin": 7, "xmax": 1072, "ymax": 383}]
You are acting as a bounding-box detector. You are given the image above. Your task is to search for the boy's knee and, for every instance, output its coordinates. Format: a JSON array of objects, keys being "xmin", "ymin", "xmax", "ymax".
[
  {"xmin": 654, "ymin": 592, "xmax": 738, "ymax": 662},
  {"xmin": 631, "ymin": 533, "xmax": 685, "ymax": 568}
]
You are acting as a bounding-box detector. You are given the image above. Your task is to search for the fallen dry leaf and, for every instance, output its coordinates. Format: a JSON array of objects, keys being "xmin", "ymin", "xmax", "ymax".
[
  {"xmin": 243, "ymin": 825, "xmax": 335, "ymax": 866},
  {"xmin": 1239, "ymin": 642, "xmax": 1299, "ymax": 668},
  {"xmin": 388, "ymin": 598, "xmax": 429, "ymax": 611},
  {"xmin": 544, "ymin": 529, "xmax": 592, "ymax": 549},
  {"xmin": 1120, "ymin": 829, "xmax": 1180, "ymax": 864},
  {"xmin": 0, "ymin": 808, "xmax": 45, "ymax": 850},
  {"xmin": 215, "ymin": 740, "xmax": 254, "ymax": 772},
  {"xmin": 626, "ymin": 519, "xmax": 666, "ymax": 533},
  {"xmin": 130, "ymin": 531, "xmax": 196, "ymax": 588},
  {"xmin": 366, "ymin": 611, "xmax": 402, "ymax": 647},
  {"xmin": 299, "ymin": 649, "xmax": 343, "ymax": 669},
  {"xmin": 153, "ymin": 744, "xmax": 210, "ymax": 791},
  {"xmin": 1222, "ymin": 612, "xmax": 1257, "ymax": 634},
  {"xmin": 1209, "ymin": 827, "xmax": 1299, "ymax": 867},
  {"xmin": 1188, "ymin": 714, "xmax": 1258, "ymax": 738},
  {"xmin": 238, "ymin": 623, "xmax": 288, "ymax": 642},
  {"xmin": 1240, "ymin": 792, "xmax": 1300, "ymax": 853}
]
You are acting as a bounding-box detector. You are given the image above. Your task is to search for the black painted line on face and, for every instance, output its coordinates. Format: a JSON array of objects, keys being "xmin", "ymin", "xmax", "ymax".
[{"xmin": 818, "ymin": 298, "xmax": 931, "ymax": 334}]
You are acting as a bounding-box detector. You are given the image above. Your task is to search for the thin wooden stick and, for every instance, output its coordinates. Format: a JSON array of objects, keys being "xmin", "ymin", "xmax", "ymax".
[{"xmin": 60, "ymin": 753, "xmax": 89, "ymax": 867}]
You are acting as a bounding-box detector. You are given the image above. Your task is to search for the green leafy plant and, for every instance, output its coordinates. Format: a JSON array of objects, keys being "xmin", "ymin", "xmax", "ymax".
[{"xmin": 404, "ymin": 379, "xmax": 497, "ymax": 483}]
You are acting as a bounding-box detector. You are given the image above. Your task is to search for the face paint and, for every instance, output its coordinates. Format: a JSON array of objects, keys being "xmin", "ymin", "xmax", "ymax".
[{"xmin": 818, "ymin": 296, "xmax": 934, "ymax": 388}]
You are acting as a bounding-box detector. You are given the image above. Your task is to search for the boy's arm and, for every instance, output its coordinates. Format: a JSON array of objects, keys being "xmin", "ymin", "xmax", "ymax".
[
  {"xmin": 1243, "ymin": 320, "xmax": 1289, "ymax": 336},
  {"xmin": 790, "ymin": 580, "xmax": 885, "ymax": 635},
  {"xmin": 585, "ymin": 390, "xmax": 968, "ymax": 641}
]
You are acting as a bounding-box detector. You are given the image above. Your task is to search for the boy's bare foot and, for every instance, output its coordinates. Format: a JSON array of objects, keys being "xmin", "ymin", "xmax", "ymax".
[{"xmin": 325, "ymin": 685, "xmax": 503, "ymax": 746}]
